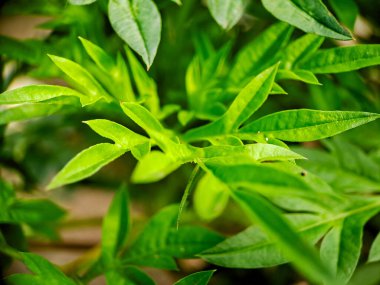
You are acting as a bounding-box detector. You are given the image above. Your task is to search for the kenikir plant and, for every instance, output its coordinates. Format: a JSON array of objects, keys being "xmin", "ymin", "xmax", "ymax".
[{"xmin": 1, "ymin": 0, "xmax": 380, "ymax": 284}]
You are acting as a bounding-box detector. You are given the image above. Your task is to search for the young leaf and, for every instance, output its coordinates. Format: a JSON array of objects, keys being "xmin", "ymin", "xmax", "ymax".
[
  {"xmin": 102, "ymin": 186, "xmax": 130, "ymax": 265},
  {"xmin": 131, "ymin": 151, "xmax": 181, "ymax": 183},
  {"xmin": 109, "ymin": 0, "xmax": 162, "ymax": 68},
  {"xmin": 193, "ymin": 172, "xmax": 230, "ymax": 221},
  {"xmin": 262, "ymin": 0, "xmax": 352, "ymax": 40},
  {"xmin": 230, "ymin": 189, "xmax": 333, "ymax": 284},
  {"xmin": 368, "ymin": 232, "xmax": 380, "ymax": 263},
  {"xmin": 174, "ymin": 270, "xmax": 216, "ymax": 285},
  {"xmin": 298, "ymin": 45, "xmax": 380, "ymax": 73},
  {"xmin": 239, "ymin": 109, "xmax": 380, "ymax": 142},
  {"xmin": 0, "ymin": 85, "xmax": 83, "ymax": 105},
  {"xmin": 5, "ymin": 253, "xmax": 76, "ymax": 285},
  {"xmin": 84, "ymin": 119, "xmax": 149, "ymax": 149},
  {"xmin": 207, "ymin": 0, "xmax": 245, "ymax": 30},
  {"xmin": 48, "ymin": 143, "xmax": 126, "ymax": 189},
  {"xmin": 229, "ymin": 22, "xmax": 292, "ymax": 85},
  {"xmin": 48, "ymin": 55, "xmax": 111, "ymax": 104},
  {"xmin": 183, "ymin": 64, "xmax": 278, "ymax": 142}
]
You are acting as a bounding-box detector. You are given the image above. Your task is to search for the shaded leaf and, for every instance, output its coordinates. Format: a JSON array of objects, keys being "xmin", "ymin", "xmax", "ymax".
[
  {"xmin": 368, "ymin": 232, "xmax": 380, "ymax": 263},
  {"xmin": 174, "ymin": 270, "xmax": 216, "ymax": 285}
]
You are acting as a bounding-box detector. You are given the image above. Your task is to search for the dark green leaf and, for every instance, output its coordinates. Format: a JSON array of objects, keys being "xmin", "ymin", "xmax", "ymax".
[{"xmin": 174, "ymin": 270, "xmax": 216, "ymax": 285}]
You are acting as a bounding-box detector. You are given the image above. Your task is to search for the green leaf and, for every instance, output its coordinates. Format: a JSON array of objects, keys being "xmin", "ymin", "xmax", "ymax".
[
  {"xmin": 68, "ymin": 0, "xmax": 97, "ymax": 5},
  {"xmin": 194, "ymin": 172, "xmax": 230, "ymax": 221},
  {"xmin": 261, "ymin": 0, "xmax": 352, "ymax": 40},
  {"xmin": 239, "ymin": 109, "xmax": 380, "ymax": 142},
  {"xmin": 48, "ymin": 143, "xmax": 126, "ymax": 189},
  {"xmin": 9, "ymin": 199, "xmax": 66, "ymax": 224},
  {"xmin": 230, "ymin": 189, "xmax": 333, "ymax": 284},
  {"xmin": 299, "ymin": 45, "xmax": 380, "ymax": 73},
  {"xmin": 201, "ymin": 214, "xmax": 329, "ymax": 268},
  {"xmin": 183, "ymin": 64, "xmax": 278, "ymax": 142},
  {"xmin": 280, "ymin": 34, "xmax": 324, "ymax": 69},
  {"xmin": 320, "ymin": 208, "xmax": 378, "ymax": 284},
  {"xmin": 368, "ymin": 232, "xmax": 380, "ymax": 263},
  {"xmin": 0, "ymin": 35, "xmax": 41, "ymax": 65},
  {"xmin": 5, "ymin": 253, "xmax": 76, "ymax": 285},
  {"xmin": 174, "ymin": 270, "xmax": 216, "ymax": 285},
  {"xmin": 79, "ymin": 37, "xmax": 115, "ymax": 73},
  {"xmin": 202, "ymin": 143, "xmax": 305, "ymax": 162},
  {"xmin": 109, "ymin": 0, "xmax": 162, "ymax": 68},
  {"xmin": 84, "ymin": 119, "xmax": 148, "ymax": 149},
  {"xmin": 0, "ymin": 85, "xmax": 83, "ymax": 105},
  {"xmin": 48, "ymin": 55, "xmax": 110, "ymax": 105},
  {"xmin": 0, "ymin": 102, "xmax": 75, "ymax": 125},
  {"xmin": 229, "ymin": 22, "xmax": 292, "ymax": 85},
  {"xmin": 277, "ymin": 70, "xmax": 320, "ymax": 85},
  {"xmin": 131, "ymin": 151, "xmax": 181, "ymax": 183},
  {"xmin": 328, "ymin": 0, "xmax": 358, "ymax": 30},
  {"xmin": 106, "ymin": 266, "xmax": 155, "ymax": 285},
  {"xmin": 102, "ymin": 186, "xmax": 130, "ymax": 265},
  {"xmin": 204, "ymin": 160, "xmax": 330, "ymax": 211},
  {"xmin": 207, "ymin": 0, "xmax": 245, "ymax": 30},
  {"xmin": 125, "ymin": 47, "xmax": 159, "ymax": 113},
  {"xmin": 122, "ymin": 205, "xmax": 224, "ymax": 269}
]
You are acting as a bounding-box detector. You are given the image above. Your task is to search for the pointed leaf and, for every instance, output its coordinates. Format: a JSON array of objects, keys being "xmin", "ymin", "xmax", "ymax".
[
  {"xmin": 84, "ymin": 119, "xmax": 148, "ymax": 149},
  {"xmin": 174, "ymin": 270, "xmax": 216, "ymax": 285},
  {"xmin": 262, "ymin": 0, "xmax": 352, "ymax": 40},
  {"xmin": 368, "ymin": 232, "xmax": 380, "ymax": 263},
  {"xmin": 299, "ymin": 45, "xmax": 380, "ymax": 73},
  {"xmin": 207, "ymin": 0, "xmax": 245, "ymax": 30},
  {"xmin": 109, "ymin": 0, "xmax": 161, "ymax": 68},
  {"xmin": 48, "ymin": 143, "xmax": 126, "ymax": 189},
  {"xmin": 239, "ymin": 109, "xmax": 380, "ymax": 142}
]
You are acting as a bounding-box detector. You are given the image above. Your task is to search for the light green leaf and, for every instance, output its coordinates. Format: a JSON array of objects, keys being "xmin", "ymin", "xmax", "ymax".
[
  {"xmin": 368, "ymin": 232, "xmax": 380, "ymax": 263},
  {"xmin": 277, "ymin": 70, "xmax": 320, "ymax": 85},
  {"xmin": 193, "ymin": 172, "xmax": 230, "ymax": 221},
  {"xmin": 201, "ymin": 214, "xmax": 329, "ymax": 268},
  {"xmin": 207, "ymin": 0, "xmax": 245, "ymax": 30},
  {"xmin": 0, "ymin": 102, "xmax": 75, "ymax": 125},
  {"xmin": 79, "ymin": 37, "xmax": 115, "ymax": 73},
  {"xmin": 84, "ymin": 119, "xmax": 148, "ymax": 149},
  {"xmin": 131, "ymin": 151, "xmax": 181, "ymax": 183},
  {"xmin": 102, "ymin": 186, "xmax": 130, "ymax": 265},
  {"xmin": 183, "ymin": 64, "xmax": 278, "ymax": 142},
  {"xmin": 174, "ymin": 270, "xmax": 216, "ymax": 285},
  {"xmin": 5, "ymin": 253, "xmax": 76, "ymax": 285},
  {"xmin": 68, "ymin": 0, "xmax": 97, "ymax": 5},
  {"xmin": 230, "ymin": 189, "xmax": 333, "ymax": 284},
  {"xmin": 239, "ymin": 109, "xmax": 380, "ymax": 142},
  {"xmin": 280, "ymin": 34, "xmax": 324, "ymax": 69},
  {"xmin": 202, "ymin": 143, "xmax": 305, "ymax": 162},
  {"xmin": 0, "ymin": 85, "xmax": 83, "ymax": 105},
  {"xmin": 109, "ymin": 0, "xmax": 162, "ymax": 68},
  {"xmin": 48, "ymin": 143, "xmax": 126, "ymax": 189},
  {"xmin": 48, "ymin": 55, "xmax": 110, "ymax": 105},
  {"xmin": 230, "ymin": 22, "xmax": 292, "ymax": 85},
  {"xmin": 262, "ymin": 0, "xmax": 352, "ymax": 40},
  {"xmin": 122, "ymin": 205, "xmax": 224, "ymax": 269},
  {"xmin": 299, "ymin": 45, "xmax": 380, "ymax": 73},
  {"xmin": 328, "ymin": 0, "xmax": 358, "ymax": 30}
]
